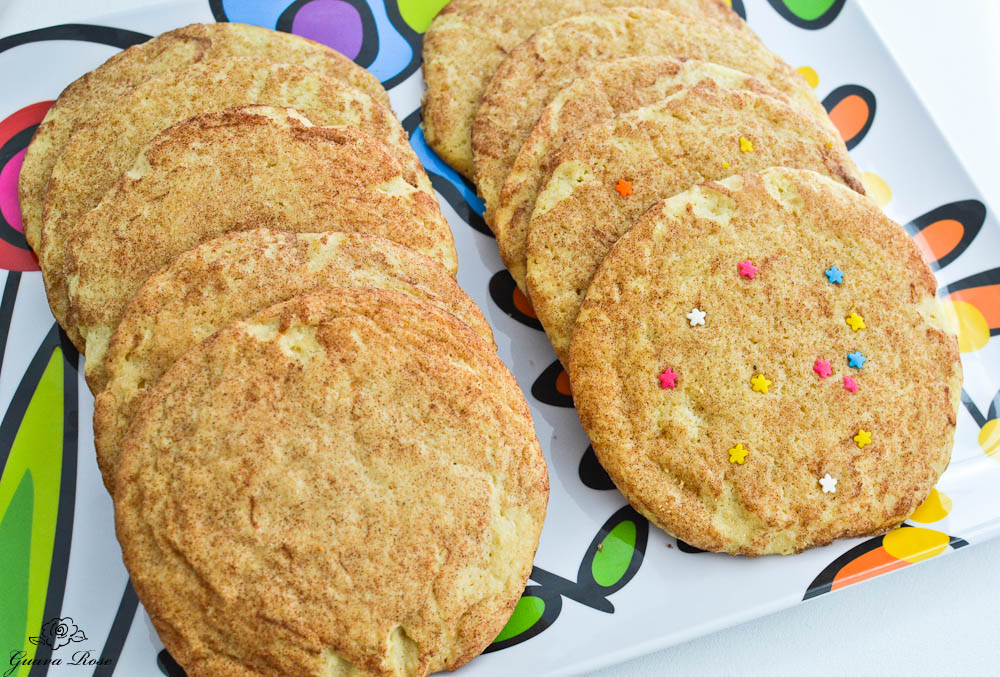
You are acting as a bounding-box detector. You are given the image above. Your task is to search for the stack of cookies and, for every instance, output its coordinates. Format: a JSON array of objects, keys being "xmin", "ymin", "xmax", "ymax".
[
  {"xmin": 424, "ymin": 1, "xmax": 961, "ymax": 555},
  {"xmin": 23, "ymin": 23, "xmax": 548, "ymax": 676}
]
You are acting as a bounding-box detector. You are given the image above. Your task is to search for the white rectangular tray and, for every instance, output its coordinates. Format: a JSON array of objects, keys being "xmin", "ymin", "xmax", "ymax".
[{"xmin": 0, "ymin": 1, "xmax": 997, "ymax": 674}]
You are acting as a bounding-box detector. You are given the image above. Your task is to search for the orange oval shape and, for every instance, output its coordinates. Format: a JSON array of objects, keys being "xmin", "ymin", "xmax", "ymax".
[
  {"xmin": 556, "ymin": 369, "xmax": 572, "ymax": 396},
  {"xmin": 949, "ymin": 285, "xmax": 1000, "ymax": 330},
  {"xmin": 912, "ymin": 219, "xmax": 964, "ymax": 265},
  {"xmin": 831, "ymin": 546, "xmax": 907, "ymax": 592},
  {"xmin": 512, "ymin": 286, "xmax": 536, "ymax": 319},
  {"xmin": 828, "ymin": 94, "xmax": 869, "ymax": 143}
]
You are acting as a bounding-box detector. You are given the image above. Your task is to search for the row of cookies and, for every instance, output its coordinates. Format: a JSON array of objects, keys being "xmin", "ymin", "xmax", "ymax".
[
  {"xmin": 23, "ymin": 24, "xmax": 547, "ymax": 676},
  {"xmin": 425, "ymin": 1, "xmax": 862, "ymax": 361},
  {"xmin": 423, "ymin": 2, "xmax": 961, "ymax": 555}
]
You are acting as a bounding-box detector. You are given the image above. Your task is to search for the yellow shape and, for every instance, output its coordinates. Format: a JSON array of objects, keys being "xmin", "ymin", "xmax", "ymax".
[
  {"xmin": 980, "ymin": 419, "xmax": 1000, "ymax": 460},
  {"xmin": 853, "ymin": 429, "xmax": 872, "ymax": 448},
  {"xmin": 796, "ymin": 65, "xmax": 819, "ymax": 89},
  {"xmin": 728, "ymin": 443, "xmax": 749, "ymax": 464},
  {"xmin": 945, "ymin": 300, "xmax": 990, "ymax": 353},
  {"xmin": 883, "ymin": 527, "xmax": 950, "ymax": 564},
  {"xmin": 862, "ymin": 171, "xmax": 893, "ymax": 208},
  {"xmin": 750, "ymin": 373, "xmax": 772, "ymax": 394},
  {"xmin": 845, "ymin": 312, "xmax": 866, "ymax": 331},
  {"xmin": 739, "ymin": 136, "xmax": 754, "ymax": 153},
  {"xmin": 909, "ymin": 488, "xmax": 953, "ymax": 523},
  {"xmin": 722, "ymin": 161, "xmax": 730, "ymax": 169}
]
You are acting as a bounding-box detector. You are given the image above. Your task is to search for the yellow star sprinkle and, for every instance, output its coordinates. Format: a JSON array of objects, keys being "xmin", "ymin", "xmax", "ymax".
[
  {"xmin": 845, "ymin": 312, "xmax": 866, "ymax": 331},
  {"xmin": 728, "ymin": 443, "xmax": 749, "ymax": 464},
  {"xmin": 750, "ymin": 373, "xmax": 772, "ymax": 394},
  {"xmin": 739, "ymin": 136, "xmax": 754, "ymax": 152},
  {"xmin": 854, "ymin": 429, "xmax": 872, "ymax": 448},
  {"xmin": 722, "ymin": 161, "xmax": 730, "ymax": 169}
]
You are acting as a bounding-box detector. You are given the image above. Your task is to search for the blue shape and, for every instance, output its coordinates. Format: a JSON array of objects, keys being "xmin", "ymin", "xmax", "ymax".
[
  {"xmin": 410, "ymin": 124, "xmax": 484, "ymax": 216},
  {"xmin": 847, "ymin": 351, "xmax": 866, "ymax": 369},
  {"xmin": 366, "ymin": 0, "xmax": 413, "ymax": 83},
  {"xmin": 215, "ymin": 0, "xmax": 285, "ymax": 28},
  {"xmin": 825, "ymin": 265, "xmax": 844, "ymax": 284}
]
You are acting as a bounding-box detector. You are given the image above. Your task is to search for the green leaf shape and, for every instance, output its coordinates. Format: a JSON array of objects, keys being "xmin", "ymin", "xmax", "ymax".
[
  {"xmin": 591, "ymin": 519, "xmax": 637, "ymax": 587},
  {"xmin": 781, "ymin": 0, "xmax": 836, "ymax": 21},
  {"xmin": 493, "ymin": 595, "xmax": 545, "ymax": 643},
  {"xmin": 0, "ymin": 471, "xmax": 33, "ymax": 656},
  {"xmin": 0, "ymin": 347, "xmax": 64, "ymax": 676},
  {"xmin": 398, "ymin": 0, "xmax": 449, "ymax": 33}
]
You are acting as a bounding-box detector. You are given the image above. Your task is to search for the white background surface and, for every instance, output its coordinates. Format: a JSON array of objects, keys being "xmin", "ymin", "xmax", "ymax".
[{"xmin": 1, "ymin": 1, "xmax": 997, "ymax": 675}]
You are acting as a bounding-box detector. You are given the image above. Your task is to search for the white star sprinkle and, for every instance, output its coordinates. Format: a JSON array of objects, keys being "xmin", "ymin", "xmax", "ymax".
[
  {"xmin": 819, "ymin": 474, "xmax": 838, "ymax": 494},
  {"xmin": 686, "ymin": 308, "xmax": 706, "ymax": 326}
]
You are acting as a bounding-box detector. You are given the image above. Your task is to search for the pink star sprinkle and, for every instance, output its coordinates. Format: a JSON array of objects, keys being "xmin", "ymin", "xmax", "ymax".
[
  {"xmin": 658, "ymin": 367, "xmax": 678, "ymax": 389},
  {"xmin": 843, "ymin": 376, "xmax": 858, "ymax": 393},
  {"xmin": 737, "ymin": 259, "xmax": 758, "ymax": 279},
  {"xmin": 813, "ymin": 359, "xmax": 832, "ymax": 379}
]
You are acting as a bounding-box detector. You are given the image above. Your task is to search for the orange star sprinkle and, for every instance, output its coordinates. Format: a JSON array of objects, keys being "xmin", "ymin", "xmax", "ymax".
[{"xmin": 615, "ymin": 178, "xmax": 633, "ymax": 197}]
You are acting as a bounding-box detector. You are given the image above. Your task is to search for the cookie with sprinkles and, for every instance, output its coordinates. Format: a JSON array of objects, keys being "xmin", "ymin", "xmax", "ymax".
[
  {"xmin": 472, "ymin": 5, "xmax": 836, "ymax": 227},
  {"xmin": 494, "ymin": 56, "xmax": 794, "ymax": 291},
  {"xmin": 526, "ymin": 81, "xmax": 863, "ymax": 365},
  {"xmin": 569, "ymin": 168, "xmax": 961, "ymax": 555}
]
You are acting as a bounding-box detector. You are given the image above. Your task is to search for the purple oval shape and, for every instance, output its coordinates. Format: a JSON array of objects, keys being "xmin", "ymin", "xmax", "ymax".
[{"xmin": 291, "ymin": 0, "xmax": 364, "ymax": 59}]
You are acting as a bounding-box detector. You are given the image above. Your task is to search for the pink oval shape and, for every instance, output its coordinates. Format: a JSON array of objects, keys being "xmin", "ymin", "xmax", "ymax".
[{"xmin": 0, "ymin": 148, "xmax": 25, "ymax": 233}]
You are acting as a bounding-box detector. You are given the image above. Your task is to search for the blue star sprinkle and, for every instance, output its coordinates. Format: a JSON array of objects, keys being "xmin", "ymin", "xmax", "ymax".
[
  {"xmin": 825, "ymin": 266, "xmax": 844, "ymax": 284},
  {"xmin": 847, "ymin": 351, "xmax": 867, "ymax": 369}
]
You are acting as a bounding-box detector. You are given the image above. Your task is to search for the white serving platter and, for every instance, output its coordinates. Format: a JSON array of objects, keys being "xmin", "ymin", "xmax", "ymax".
[{"xmin": 0, "ymin": 1, "xmax": 997, "ymax": 675}]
